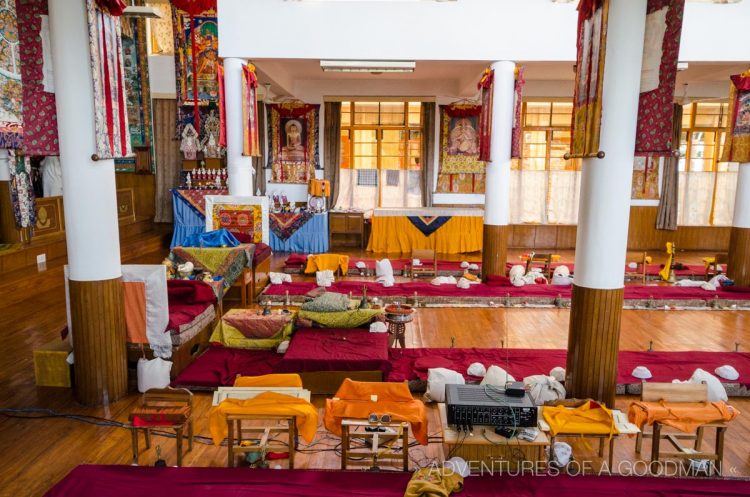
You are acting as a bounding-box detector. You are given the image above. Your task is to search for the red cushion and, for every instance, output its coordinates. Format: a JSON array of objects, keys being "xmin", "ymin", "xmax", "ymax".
[
  {"xmin": 232, "ymin": 232, "xmax": 255, "ymax": 244},
  {"xmin": 485, "ymin": 275, "xmax": 512, "ymax": 287},
  {"xmin": 167, "ymin": 302, "xmax": 212, "ymax": 332},
  {"xmin": 167, "ymin": 279, "xmax": 217, "ymax": 306},
  {"xmin": 285, "ymin": 253, "xmax": 308, "ymax": 265},
  {"xmin": 253, "ymin": 243, "xmax": 272, "ymax": 268}
]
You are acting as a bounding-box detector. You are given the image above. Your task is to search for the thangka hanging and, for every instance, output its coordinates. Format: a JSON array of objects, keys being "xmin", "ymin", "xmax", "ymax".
[
  {"xmin": 721, "ymin": 70, "xmax": 750, "ymax": 164},
  {"xmin": 242, "ymin": 64, "xmax": 261, "ymax": 157},
  {"xmin": 512, "ymin": 67, "xmax": 525, "ymax": 160},
  {"xmin": 477, "ymin": 69, "xmax": 493, "ymax": 162},
  {"xmin": 173, "ymin": 5, "xmax": 218, "ymax": 137},
  {"xmin": 570, "ymin": 0, "xmax": 609, "ymax": 158},
  {"xmin": 17, "ymin": 0, "xmax": 58, "ymax": 156},
  {"xmin": 0, "ymin": 0, "xmax": 23, "ymax": 149},
  {"xmin": 266, "ymin": 103, "xmax": 320, "ymax": 184},
  {"xmin": 86, "ymin": 0, "xmax": 132, "ymax": 159},
  {"xmin": 631, "ymin": 156, "xmax": 660, "ymax": 200},
  {"xmin": 439, "ymin": 103, "xmax": 484, "ymax": 175},
  {"xmin": 8, "ymin": 153, "xmax": 36, "ymax": 230},
  {"xmin": 635, "ymin": 0, "xmax": 685, "ymax": 156},
  {"xmin": 121, "ymin": 10, "xmax": 153, "ymax": 151}
]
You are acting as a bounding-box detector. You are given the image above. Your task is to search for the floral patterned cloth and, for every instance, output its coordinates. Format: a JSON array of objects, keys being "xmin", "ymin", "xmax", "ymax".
[
  {"xmin": 8, "ymin": 153, "xmax": 36, "ymax": 229},
  {"xmin": 0, "ymin": 0, "xmax": 24, "ymax": 149}
]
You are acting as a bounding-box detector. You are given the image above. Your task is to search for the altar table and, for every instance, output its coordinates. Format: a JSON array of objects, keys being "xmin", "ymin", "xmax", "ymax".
[
  {"xmin": 366, "ymin": 207, "xmax": 483, "ymax": 254},
  {"xmin": 170, "ymin": 188, "xmax": 228, "ymax": 248},
  {"xmin": 269, "ymin": 212, "xmax": 328, "ymax": 253}
]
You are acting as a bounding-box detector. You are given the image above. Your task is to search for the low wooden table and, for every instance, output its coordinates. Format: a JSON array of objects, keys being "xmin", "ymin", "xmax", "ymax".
[
  {"xmin": 341, "ymin": 418, "xmax": 410, "ymax": 471},
  {"xmin": 226, "ymin": 414, "xmax": 297, "ymax": 468},
  {"xmin": 538, "ymin": 406, "xmax": 640, "ymax": 471},
  {"xmin": 438, "ymin": 403, "xmax": 549, "ymax": 473}
]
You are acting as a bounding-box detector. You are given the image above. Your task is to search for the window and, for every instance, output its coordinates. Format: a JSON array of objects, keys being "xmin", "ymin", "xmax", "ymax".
[
  {"xmin": 510, "ymin": 100, "xmax": 581, "ymax": 224},
  {"xmin": 336, "ymin": 101, "xmax": 423, "ymax": 211},
  {"xmin": 677, "ymin": 102, "xmax": 737, "ymax": 226}
]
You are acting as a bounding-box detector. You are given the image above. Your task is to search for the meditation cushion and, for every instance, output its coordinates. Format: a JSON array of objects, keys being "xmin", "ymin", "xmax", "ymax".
[
  {"xmin": 485, "ymin": 275, "xmax": 513, "ymax": 287},
  {"xmin": 300, "ymin": 292, "xmax": 351, "ymax": 312},
  {"xmin": 426, "ymin": 368, "xmax": 465, "ymax": 403},
  {"xmin": 481, "ymin": 365, "xmax": 515, "ymax": 387}
]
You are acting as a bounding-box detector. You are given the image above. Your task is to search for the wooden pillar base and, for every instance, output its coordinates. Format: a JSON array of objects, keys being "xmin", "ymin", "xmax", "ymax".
[
  {"xmin": 69, "ymin": 277, "xmax": 127, "ymax": 406},
  {"xmin": 566, "ymin": 285, "xmax": 623, "ymax": 408},
  {"xmin": 728, "ymin": 227, "xmax": 750, "ymax": 287},
  {"xmin": 481, "ymin": 224, "xmax": 508, "ymax": 280}
]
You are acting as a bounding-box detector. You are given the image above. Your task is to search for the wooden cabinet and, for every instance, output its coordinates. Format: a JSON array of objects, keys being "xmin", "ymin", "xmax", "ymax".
[{"xmin": 329, "ymin": 211, "xmax": 365, "ymax": 249}]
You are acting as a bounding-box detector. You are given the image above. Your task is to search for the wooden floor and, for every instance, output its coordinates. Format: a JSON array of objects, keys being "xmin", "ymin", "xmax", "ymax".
[{"xmin": 1, "ymin": 242, "xmax": 749, "ymax": 496}]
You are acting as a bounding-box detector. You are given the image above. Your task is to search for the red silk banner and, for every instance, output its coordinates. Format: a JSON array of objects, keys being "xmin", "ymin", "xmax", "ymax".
[
  {"xmin": 171, "ymin": 0, "xmax": 216, "ymax": 16},
  {"xmin": 218, "ymin": 64, "xmax": 226, "ymax": 148},
  {"xmin": 477, "ymin": 69, "xmax": 494, "ymax": 162},
  {"xmin": 511, "ymin": 67, "xmax": 525, "ymax": 160},
  {"xmin": 242, "ymin": 64, "xmax": 260, "ymax": 156}
]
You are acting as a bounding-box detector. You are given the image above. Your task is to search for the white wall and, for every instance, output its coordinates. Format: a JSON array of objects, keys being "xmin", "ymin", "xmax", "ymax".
[
  {"xmin": 148, "ymin": 55, "xmax": 176, "ymax": 98},
  {"xmin": 219, "ymin": 0, "xmax": 750, "ymax": 63}
]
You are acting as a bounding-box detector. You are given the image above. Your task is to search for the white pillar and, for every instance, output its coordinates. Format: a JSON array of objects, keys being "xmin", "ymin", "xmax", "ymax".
[
  {"xmin": 573, "ymin": 0, "xmax": 647, "ymax": 289},
  {"xmin": 0, "ymin": 149, "xmax": 10, "ymax": 181},
  {"xmin": 484, "ymin": 60, "xmax": 515, "ymax": 226},
  {"xmin": 49, "ymin": 0, "xmax": 121, "ymax": 281},
  {"xmin": 733, "ymin": 163, "xmax": 750, "ymax": 228},
  {"xmin": 224, "ymin": 57, "xmax": 254, "ymax": 196}
]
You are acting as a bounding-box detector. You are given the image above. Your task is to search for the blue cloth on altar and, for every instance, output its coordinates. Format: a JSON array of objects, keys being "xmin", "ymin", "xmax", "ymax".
[
  {"xmin": 407, "ymin": 216, "xmax": 451, "ymax": 237},
  {"xmin": 171, "ymin": 193, "xmax": 205, "ymax": 248},
  {"xmin": 270, "ymin": 213, "xmax": 329, "ymax": 253},
  {"xmin": 182, "ymin": 229, "xmax": 240, "ymax": 248}
]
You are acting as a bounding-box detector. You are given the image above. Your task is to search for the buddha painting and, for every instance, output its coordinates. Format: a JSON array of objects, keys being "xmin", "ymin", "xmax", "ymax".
[
  {"xmin": 281, "ymin": 119, "xmax": 306, "ymax": 162},
  {"xmin": 448, "ymin": 117, "xmax": 479, "ymax": 156}
]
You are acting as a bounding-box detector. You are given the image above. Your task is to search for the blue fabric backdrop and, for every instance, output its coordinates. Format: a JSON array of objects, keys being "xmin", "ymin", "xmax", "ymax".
[{"xmin": 270, "ymin": 213, "xmax": 328, "ymax": 253}]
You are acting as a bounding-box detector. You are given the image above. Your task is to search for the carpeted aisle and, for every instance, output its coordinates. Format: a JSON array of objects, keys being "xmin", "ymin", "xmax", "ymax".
[{"xmin": 45, "ymin": 465, "xmax": 750, "ymax": 497}]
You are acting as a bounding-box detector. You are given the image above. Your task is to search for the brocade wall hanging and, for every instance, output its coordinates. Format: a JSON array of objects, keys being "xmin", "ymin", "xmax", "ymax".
[
  {"xmin": 511, "ymin": 67, "xmax": 525, "ymax": 160},
  {"xmin": 570, "ymin": 0, "xmax": 609, "ymax": 158},
  {"xmin": 721, "ymin": 70, "xmax": 750, "ymax": 164},
  {"xmin": 17, "ymin": 0, "xmax": 58, "ymax": 156},
  {"xmin": 173, "ymin": 5, "xmax": 219, "ymax": 140},
  {"xmin": 86, "ymin": 0, "xmax": 132, "ymax": 159},
  {"xmin": 436, "ymin": 103, "xmax": 485, "ymax": 193},
  {"xmin": 242, "ymin": 64, "xmax": 260, "ymax": 157},
  {"xmin": 205, "ymin": 194, "xmax": 269, "ymax": 244},
  {"xmin": 0, "ymin": 0, "xmax": 23, "ymax": 149},
  {"xmin": 477, "ymin": 69, "xmax": 493, "ymax": 162},
  {"xmin": 635, "ymin": 0, "xmax": 685, "ymax": 156},
  {"xmin": 631, "ymin": 156, "xmax": 660, "ymax": 200},
  {"xmin": 266, "ymin": 103, "xmax": 320, "ymax": 184},
  {"xmin": 8, "ymin": 153, "xmax": 36, "ymax": 230}
]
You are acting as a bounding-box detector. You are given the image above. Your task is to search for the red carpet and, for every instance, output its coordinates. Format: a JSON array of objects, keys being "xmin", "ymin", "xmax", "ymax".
[
  {"xmin": 172, "ymin": 345, "xmax": 750, "ymax": 389},
  {"xmin": 262, "ymin": 280, "xmax": 750, "ymax": 306},
  {"xmin": 45, "ymin": 465, "xmax": 750, "ymax": 497}
]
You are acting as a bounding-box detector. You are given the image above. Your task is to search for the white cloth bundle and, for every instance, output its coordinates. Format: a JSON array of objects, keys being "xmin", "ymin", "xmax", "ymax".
[
  {"xmin": 355, "ymin": 261, "xmax": 367, "ymax": 269},
  {"xmin": 375, "ymin": 259, "xmax": 395, "ymax": 287},
  {"xmin": 426, "ymin": 368, "xmax": 465, "ymax": 403},
  {"xmin": 316, "ymin": 270, "xmax": 335, "ymax": 287},
  {"xmin": 467, "ymin": 362, "xmax": 487, "ymax": 377},
  {"xmin": 467, "ymin": 263, "xmax": 479, "ymax": 271},
  {"xmin": 674, "ymin": 279, "xmax": 716, "ymax": 291},
  {"xmin": 276, "ymin": 340, "xmax": 290, "ymax": 354},
  {"xmin": 552, "ymin": 266, "xmax": 573, "ymax": 286},
  {"xmin": 457, "ymin": 277, "xmax": 472, "ymax": 289},
  {"xmin": 551, "ymin": 442, "xmax": 572, "ymax": 467},
  {"xmin": 481, "ymin": 365, "xmax": 515, "ymax": 387},
  {"xmin": 509, "ymin": 265, "xmax": 526, "ymax": 287},
  {"xmin": 412, "ymin": 258, "xmax": 422, "ymax": 267},
  {"xmin": 523, "ymin": 375, "xmax": 566, "ymax": 406},
  {"xmin": 688, "ymin": 368, "xmax": 728, "ymax": 402},
  {"xmin": 431, "ymin": 276, "xmax": 457, "ymax": 286},
  {"xmin": 444, "ymin": 457, "xmax": 471, "ymax": 478},
  {"xmin": 460, "ymin": 261, "xmax": 470, "ymax": 269},
  {"xmin": 632, "ymin": 366, "xmax": 652, "ymax": 379},
  {"xmin": 137, "ymin": 357, "xmax": 172, "ymax": 393},
  {"xmin": 715, "ymin": 365, "xmax": 739, "ymax": 381},
  {"xmin": 550, "ymin": 367, "xmax": 566, "ymax": 383},
  {"xmin": 369, "ymin": 321, "xmax": 388, "ymax": 333},
  {"xmin": 270, "ymin": 272, "xmax": 292, "ymax": 285}
]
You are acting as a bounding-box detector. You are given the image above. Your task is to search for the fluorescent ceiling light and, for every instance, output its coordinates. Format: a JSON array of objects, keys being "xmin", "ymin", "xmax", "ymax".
[
  {"xmin": 320, "ymin": 60, "xmax": 416, "ymax": 73},
  {"xmin": 123, "ymin": 5, "xmax": 163, "ymax": 18}
]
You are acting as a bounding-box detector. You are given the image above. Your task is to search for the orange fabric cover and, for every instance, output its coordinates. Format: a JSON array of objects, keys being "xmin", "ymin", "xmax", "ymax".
[
  {"xmin": 208, "ymin": 392, "xmax": 318, "ymax": 445},
  {"xmin": 628, "ymin": 401, "xmax": 740, "ymax": 433},
  {"xmin": 123, "ymin": 281, "xmax": 147, "ymax": 344},
  {"xmin": 324, "ymin": 379, "xmax": 429, "ymax": 445},
  {"xmin": 304, "ymin": 254, "xmax": 349, "ymax": 275},
  {"xmin": 233, "ymin": 374, "xmax": 303, "ymax": 388},
  {"xmin": 543, "ymin": 401, "xmax": 618, "ymax": 437}
]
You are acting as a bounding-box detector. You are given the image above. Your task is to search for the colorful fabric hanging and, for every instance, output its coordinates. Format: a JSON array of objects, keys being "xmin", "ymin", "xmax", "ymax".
[
  {"xmin": 511, "ymin": 67, "xmax": 525, "ymax": 159},
  {"xmin": 266, "ymin": 103, "xmax": 320, "ymax": 184},
  {"xmin": 721, "ymin": 70, "xmax": 750, "ymax": 164},
  {"xmin": 635, "ymin": 0, "xmax": 685, "ymax": 156},
  {"xmin": 218, "ymin": 64, "xmax": 226, "ymax": 147},
  {"xmin": 8, "ymin": 153, "xmax": 36, "ymax": 230},
  {"xmin": 96, "ymin": 0, "xmax": 127, "ymax": 16},
  {"xmin": 477, "ymin": 69, "xmax": 494, "ymax": 162},
  {"xmin": 241, "ymin": 64, "xmax": 261, "ymax": 157},
  {"xmin": 170, "ymin": 0, "xmax": 216, "ymax": 16},
  {"xmin": 570, "ymin": 0, "xmax": 609, "ymax": 158},
  {"xmin": 0, "ymin": 0, "xmax": 23, "ymax": 149},
  {"xmin": 86, "ymin": 0, "xmax": 132, "ymax": 159},
  {"xmin": 439, "ymin": 103, "xmax": 483, "ymax": 174},
  {"xmin": 120, "ymin": 11, "xmax": 153, "ymax": 151},
  {"xmin": 17, "ymin": 0, "xmax": 58, "ymax": 156}
]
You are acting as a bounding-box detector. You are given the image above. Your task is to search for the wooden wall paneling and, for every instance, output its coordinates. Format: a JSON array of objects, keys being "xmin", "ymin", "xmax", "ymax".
[
  {"xmin": 533, "ymin": 225, "xmax": 558, "ymax": 249},
  {"xmin": 68, "ymin": 277, "xmax": 127, "ymax": 406},
  {"xmin": 153, "ymin": 99, "xmax": 182, "ymax": 223},
  {"xmin": 566, "ymin": 285, "xmax": 623, "ymax": 408},
  {"xmin": 115, "ymin": 173, "xmax": 155, "ymax": 220},
  {"xmin": 556, "ymin": 225, "xmax": 577, "ymax": 249},
  {"xmin": 510, "ymin": 225, "xmax": 535, "ymax": 249},
  {"xmin": 728, "ymin": 227, "xmax": 750, "ymax": 287},
  {"xmin": 482, "ymin": 224, "xmax": 508, "ymax": 278}
]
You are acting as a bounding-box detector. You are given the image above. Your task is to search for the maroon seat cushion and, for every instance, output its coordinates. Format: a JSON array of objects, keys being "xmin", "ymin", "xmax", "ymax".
[
  {"xmin": 167, "ymin": 302, "xmax": 212, "ymax": 333},
  {"xmin": 485, "ymin": 275, "xmax": 513, "ymax": 287},
  {"xmin": 253, "ymin": 243, "xmax": 272, "ymax": 268},
  {"xmin": 285, "ymin": 253, "xmax": 308, "ymax": 266},
  {"xmin": 167, "ymin": 279, "xmax": 217, "ymax": 306}
]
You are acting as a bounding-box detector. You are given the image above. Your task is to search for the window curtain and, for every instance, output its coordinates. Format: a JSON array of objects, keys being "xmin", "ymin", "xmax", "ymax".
[
  {"xmin": 324, "ymin": 101, "xmax": 341, "ymax": 207},
  {"xmin": 154, "ymin": 99, "xmax": 182, "ymax": 223},
  {"xmin": 509, "ymin": 168, "xmax": 580, "ymax": 225},
  {"xmin": 656, "ymin": 104, "xmax": 681, "ymax": 230},
  {"xmin": 420, "ymin": 102, "xmax": 436, "ymax": 207},
  {"xmin": 252, "ymin": 102, "xmax": 266, "ymax": 195}
]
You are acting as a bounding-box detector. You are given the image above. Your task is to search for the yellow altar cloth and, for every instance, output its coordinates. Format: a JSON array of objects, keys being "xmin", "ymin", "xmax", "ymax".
[{"xmin": 366, "ymin": 208, "xmax": 483, "ymax": 254}]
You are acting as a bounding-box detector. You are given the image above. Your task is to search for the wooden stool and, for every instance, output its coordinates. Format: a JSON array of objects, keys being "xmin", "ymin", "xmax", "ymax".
[
  {"xmin": 226, "ymin": 414, "xmax": 297, "ymax": 468},
  {"xmin": 386, "ymin": 320, "xmax": 407, "ymax": 348},
  {"xmin": 129, "ymin": 388, "xmax": 194, "ymax": 467},
  {"xmin": 341, "ymin": 418, "xmax": 410, "ymax": 471}
]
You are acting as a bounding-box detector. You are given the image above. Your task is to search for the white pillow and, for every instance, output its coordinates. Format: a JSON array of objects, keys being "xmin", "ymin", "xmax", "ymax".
[
  {"xmin": 523, "ymin": 375, "xmax": 566, "ymax": 406},
  {"xmin": 689, "ymin": 368, "xmax": 728, "ymax": 402},
  {"xmin": 426, "ymin": 368, "xmax": 465, "ymax": 403},
  {"xmin": 316, "ymin": 270, "xmax": 335, "ymax": 287},
  {"xmin": 467, "ymin": 362, "xmax": 486, "ymax": 377},
  {"xmin": 270, "ymin": 272, "xmax": 291, "ymax": 285},
  {"xmin": 137, "ymin": 357, "xmax": 172, "ymax": 393},
  {"xmin": 481, "ymin": 365, "xmax": 515, "ymax": 387},
  {"xmin": 715, "ymin": 365, "xmax": 739, "ymax": 381}
]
